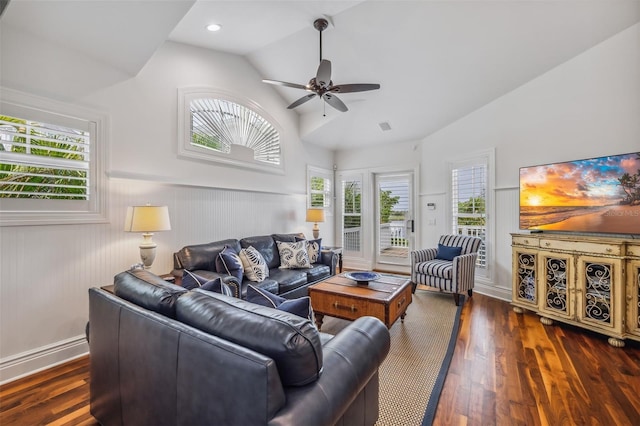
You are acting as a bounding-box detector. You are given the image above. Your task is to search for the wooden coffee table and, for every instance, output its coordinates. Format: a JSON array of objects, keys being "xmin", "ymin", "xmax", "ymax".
[{"xmin": 308, "ymin": 273, "xmax": 412, "ymax": 330}]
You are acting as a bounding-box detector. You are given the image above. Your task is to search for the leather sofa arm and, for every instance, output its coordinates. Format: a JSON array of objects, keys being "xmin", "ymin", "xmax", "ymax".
[
  {"xmin": 320, "ymin": 250, "xmax": 338, "ymax": 276},
  {"xmin": 268, "ymin": 316, "xmax": 390, "ymax": 426}
]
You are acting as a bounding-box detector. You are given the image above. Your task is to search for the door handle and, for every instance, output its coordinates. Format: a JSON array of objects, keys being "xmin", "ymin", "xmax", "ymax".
[{"xmin": 406, "ymin": 219, "xmax": 414, "ymax": 233}]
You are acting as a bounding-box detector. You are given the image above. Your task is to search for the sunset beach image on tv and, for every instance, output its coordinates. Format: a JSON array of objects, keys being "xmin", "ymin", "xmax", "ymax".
[{"xmin": 519, "ymin": 152, "xmax": 640, "ymax": 235}]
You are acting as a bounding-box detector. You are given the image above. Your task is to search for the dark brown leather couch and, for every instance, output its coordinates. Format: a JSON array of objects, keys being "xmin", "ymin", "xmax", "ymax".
[
  {"xmin": 172, "ymin": 233, "xmax": 338, "ymax": 299},
  {"xmin": 88, "ymin": 269, "xmax": 390, "ymax": 426}
]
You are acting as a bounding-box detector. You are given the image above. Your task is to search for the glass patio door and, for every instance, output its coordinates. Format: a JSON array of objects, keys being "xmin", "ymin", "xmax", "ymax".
[{"xmin": 375, "ymin": 172, "xmax": 414, "ymax": 268}]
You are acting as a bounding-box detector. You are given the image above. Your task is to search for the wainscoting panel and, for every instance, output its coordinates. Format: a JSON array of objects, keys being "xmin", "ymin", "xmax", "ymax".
[
  {"xmin": 0, "ymin": 177, "xmax": 309, "ymax": 383},
  {"xmin": 492, "ymin": 187, "xmax": 520, "ymax": 300}
]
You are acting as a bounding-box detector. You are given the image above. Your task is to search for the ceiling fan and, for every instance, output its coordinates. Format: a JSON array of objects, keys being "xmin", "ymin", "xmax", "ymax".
[{"xmin": 262, "ymin": 18, "xmax": 380, "ymax": 113}]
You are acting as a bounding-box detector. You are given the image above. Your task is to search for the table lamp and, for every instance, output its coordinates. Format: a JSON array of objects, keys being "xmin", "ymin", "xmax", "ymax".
[
  {"xmin": 124, "ymin": 205, "xmax": 171, "ymax": 268},
  {"xmin": 306, "ymin": 208, "xmax": 325, "ymax": 239}
]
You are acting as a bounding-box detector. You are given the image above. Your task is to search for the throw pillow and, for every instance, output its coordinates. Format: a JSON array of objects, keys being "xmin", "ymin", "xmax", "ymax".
[
  {"xmin": 295, "ymin": 237, "xmax": 322, "ymax": 263},
  {"xmin": 239, "ymin": 246, "xmax": 269, "ymax": 282},
  {"xmin": 182, "ymin": 270, "xmax": 233, "ymax": 297},
  {"xmin": 276, "ymin": 240, "xmax": 311, "ymax": 269},
  {"xmin": 435, "ymin": 244, "xmax": 462, "ymax": 261},
  {"xmin": 246, "ymin": 284, "xmax": 314, "ymax": 322},
  {"xmin": 182, "ymin": 269, "xmax": 209, "ymax": 290},
  {"xmin": 215, "ymin": 245, "xmax": 244, "ymax": 282}
]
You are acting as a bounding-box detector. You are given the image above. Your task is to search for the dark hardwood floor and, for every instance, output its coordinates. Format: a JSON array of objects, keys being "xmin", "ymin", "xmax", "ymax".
[{"xmin": 1, "ymin": 293, "xmax": 639, "ymax": 425}]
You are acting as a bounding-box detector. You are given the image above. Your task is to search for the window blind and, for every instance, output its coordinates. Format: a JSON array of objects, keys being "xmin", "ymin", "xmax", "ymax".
[{"xmin": 0, "ymin": 117, "xmax": 90, "ymax": 200}]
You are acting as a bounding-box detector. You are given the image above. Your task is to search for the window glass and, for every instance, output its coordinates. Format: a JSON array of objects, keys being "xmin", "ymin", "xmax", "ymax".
[
  {"xmin": 307, "ymin": 166, "xmax": 332, "ymax": 208},
  {"xmin": 0, "ymin": 89, "xmax": 107, "ymax": 226},
  {"xmin": 178, "ymin": 89, "xmax": 284, "ymax": 174},
  {"xmin": 451, "ymin": 162, "xmax": 488, "ymax": 269}
]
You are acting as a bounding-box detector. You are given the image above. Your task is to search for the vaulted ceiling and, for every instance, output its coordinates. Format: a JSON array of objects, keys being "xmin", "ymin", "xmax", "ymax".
[{"xmin": 2, "ymin": 1, "xmax": 639, "ymax": 150}]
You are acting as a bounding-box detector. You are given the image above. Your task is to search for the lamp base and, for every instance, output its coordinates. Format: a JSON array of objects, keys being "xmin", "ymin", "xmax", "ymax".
[
  {"xmin": 139, "ymin": 233, "xmax": 157, "ymax": 268},
  {"xmin": 312, "ymin": 223, "xmax": 320, "ymax": 239}
]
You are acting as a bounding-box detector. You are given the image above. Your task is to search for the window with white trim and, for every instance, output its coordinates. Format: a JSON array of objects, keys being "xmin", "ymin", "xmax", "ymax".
[
  {"xmin": 178, "ymin": 88, "xmax": 284, "ymax": 174},
  {"xmin": 449, "ymin": 150, "xmax": 495, "ymax": 279},
  {"xmin": 0, "ymin": 89, "xmax": 107, "ymax": 226},
  {"xmin": 307, "ymin": 166, "xmax": 332, "ymax": 209}
]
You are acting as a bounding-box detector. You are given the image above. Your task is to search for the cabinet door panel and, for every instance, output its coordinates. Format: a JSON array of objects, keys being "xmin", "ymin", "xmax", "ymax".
[
  {"xmin": 539, "ymin": 251, "xmax": 573, "ymax": 319},
  {"xmin": 627, "ymin": 260, "xmax": 640, "ymax": 338},
  {"xmin": 577, "ymin": 256, "xmax": 623, "ymax": 333},
  {"xmin": 513, "ymin": 250, "xmax": 538, "ymax": 307}
]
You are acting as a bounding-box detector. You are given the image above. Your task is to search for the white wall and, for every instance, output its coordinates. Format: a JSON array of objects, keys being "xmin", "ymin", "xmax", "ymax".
[
  {"xmin": 0, "ymin": 35, "xmax": 335, "ymax": 382},
  {"xmin": 339, "ymin": 24, "xmax": 640, "ymax": 300},
  {"xmin": 420, "ymin": 23, "xmax": 640, "ymax": 299}
]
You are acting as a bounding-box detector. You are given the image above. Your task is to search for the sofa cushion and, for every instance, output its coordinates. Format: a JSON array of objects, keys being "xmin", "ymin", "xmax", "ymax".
[
  {"xmin": 240, "ymin": 235, "xmax": 280, "ymax": 269},
  {"xmin": 177, "ymin": 290, "xmax": 323, "ymax": 387},
  {"xmin": 415, "ymin": 259, "xmax": 453, "ymax": 280},
  {"xmin": 277, "ymin": 240, "xmax": 311, "ymax": 269},
  {"xmin": 272, "ymin": 233, "xmax": 305, "ymax": 243},
  {"xmin": 246, "ymin": 285, "xmax": 314, "ymax": 322},
  {"xmin": 215, "ymin": 245, "xmax": 244, "ymax": 282},
  {"xmin": 114, "ymin": 269, "xmax": 187, "ymax": 319},
  {"xmin": 240, "ymin": 278, "xmax": 279, "ymax": 299},
  {"xmin": 174, "ymin": 239, "xmax": 240, "ymax": 272},
  {"xmin": 306, "ymin": 264, "xmax": 331, "ymax": 282},
  {"xmin": 239, "ymin": 246, "xmax": 269, "ymax": 282},
  {"xmin": 296, "ymin": 237, "xmax": 322, "ymax": 263},
  {"xmin": 269, "ymin": 268, "xmax": 308, "ymax": 294}
]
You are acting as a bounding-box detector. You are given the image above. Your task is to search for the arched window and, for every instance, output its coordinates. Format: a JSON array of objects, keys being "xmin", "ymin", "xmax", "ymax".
[{"xmin": 178, "ymin": 89, "xmax": 283, "ymax": 173}]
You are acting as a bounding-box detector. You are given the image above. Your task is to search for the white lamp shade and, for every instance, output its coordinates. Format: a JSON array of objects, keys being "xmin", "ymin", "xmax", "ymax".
[
  {"xmin": 306, "ymin": 208, "xmax": 325, "ymax": 223},
  {"xmin": 124, "ymin": 206, "xmax": 171, "ymax": 232}
]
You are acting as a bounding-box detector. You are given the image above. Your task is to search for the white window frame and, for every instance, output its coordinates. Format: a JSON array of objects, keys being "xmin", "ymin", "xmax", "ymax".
[
  {"xmin": 307, "ymin": 165, "xmax": 332, "ymax": 210},
  {"xmin": 0, "ymin": 88, "xmax": 108, "ymax": 226},
  {"xmin": 447, "ymin": 148, "xmax": 495, "ymax": 281},
  {"xmin": 177, "ymin": 87, "xmax": 285, "ymax": 175}
]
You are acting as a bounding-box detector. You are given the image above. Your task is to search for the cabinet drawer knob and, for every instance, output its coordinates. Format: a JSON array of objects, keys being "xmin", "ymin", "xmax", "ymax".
[
  {"xmin": 606, "ymin": 248, "xmax": 612, "ymax": 253},
  {"xmin": 397, "ymin": 297, "xmax": 406, "ymax": 308},
  {"xmin": 333, "ymin": 301, "xmax": 357, "ymax": 313},
  {"xmin": 545, "ymin": 242, "xmax": 550, "ymax": 247},
  {"xmin": 524, "ymin": 239, "xmax": 529, "ymax": 244}
]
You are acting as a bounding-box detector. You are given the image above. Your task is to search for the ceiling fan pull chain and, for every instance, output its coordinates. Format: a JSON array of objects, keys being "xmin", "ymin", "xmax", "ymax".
[{"xmin": 319, "ymin": 25, "xmax": 323, "ymax": 62}]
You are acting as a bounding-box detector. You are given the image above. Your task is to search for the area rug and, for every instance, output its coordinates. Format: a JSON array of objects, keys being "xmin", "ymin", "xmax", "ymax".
[{"xmin": 319, "ymin": 289, "xmax": 463, "ymax": 426}]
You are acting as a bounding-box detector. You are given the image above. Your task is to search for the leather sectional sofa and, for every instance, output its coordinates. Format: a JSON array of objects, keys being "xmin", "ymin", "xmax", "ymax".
[
  {"xmin": 89, "ymin": 269, "xmax": 390, "ymax": 425},
  {"xmin": 172, "ymin": 233, "xmax": 338, "ymax": 299}
]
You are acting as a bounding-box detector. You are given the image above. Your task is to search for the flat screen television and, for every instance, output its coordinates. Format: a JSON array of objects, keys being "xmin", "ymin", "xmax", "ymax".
[{"xmin": 519, "ymin": 152, "xmax": 640, "ymax": 235}]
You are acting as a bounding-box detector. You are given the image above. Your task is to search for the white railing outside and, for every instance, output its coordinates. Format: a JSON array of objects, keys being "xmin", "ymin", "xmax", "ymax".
[
  {"xmin": 457, "ymin": 225, "xmax": 487, "ymax": 268},
  {"xmin": 343, "ymin": 227, "xmax": 360, "ymax": 251}
]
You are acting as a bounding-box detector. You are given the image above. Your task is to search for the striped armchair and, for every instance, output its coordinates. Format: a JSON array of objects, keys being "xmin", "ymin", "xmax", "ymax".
[{"xmin": 410, "ymin": 235, "xmax": 483, "ymax": 306}]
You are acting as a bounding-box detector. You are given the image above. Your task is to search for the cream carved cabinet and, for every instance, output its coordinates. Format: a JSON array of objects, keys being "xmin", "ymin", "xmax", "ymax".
[
  {"xmin": 627, "ymin": 243, "xmax": 640, "ymax": 340},
  {"xmin": 511, "ymin": 233, "xmax": 639, "ymax": 347}
]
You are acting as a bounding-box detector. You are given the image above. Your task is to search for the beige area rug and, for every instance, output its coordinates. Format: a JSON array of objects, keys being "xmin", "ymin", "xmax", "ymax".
[{"xmin": 319, "ymin": 289, "xmax": 463, "ymax": 426}]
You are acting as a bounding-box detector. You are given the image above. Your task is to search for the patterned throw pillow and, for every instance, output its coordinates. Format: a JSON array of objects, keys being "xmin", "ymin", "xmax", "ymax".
[
  {"xmin": 215, "ymin": 245, "xmax": 244, "ymax": 282},
  {"xmin": 276, "ymin": 240, "xmax": 311, "ymax": 269},
  {"xmin": 246, "ymin": 284, "xmax": 314, "ymax": 322},
  {"xmin": 239, "ymin": 246, "xmax": 269, "ymax": 282},
  {"xmin": 182, "ymin": 270, "xmax": 233, "ymax": 296},
  {"xmin": 296, "ymin": 237, "xmax": 322, "ymax": 263}
]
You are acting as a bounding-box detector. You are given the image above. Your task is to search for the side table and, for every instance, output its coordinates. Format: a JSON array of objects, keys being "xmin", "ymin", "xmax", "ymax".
[{"xmin": 323, "ymin": 246, "xmax": 343, "ymax": 273}]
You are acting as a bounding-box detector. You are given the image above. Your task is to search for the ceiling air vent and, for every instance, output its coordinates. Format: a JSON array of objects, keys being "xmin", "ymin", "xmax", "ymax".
[{"xmin": 378, "ymin": 121, "xmax": 392, "ymax": 131}]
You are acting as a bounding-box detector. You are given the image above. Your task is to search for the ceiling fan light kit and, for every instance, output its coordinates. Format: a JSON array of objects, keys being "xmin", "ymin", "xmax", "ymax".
[{"xmin": 262, "ymin": 18, "xmax": 380, "ymax": 113}]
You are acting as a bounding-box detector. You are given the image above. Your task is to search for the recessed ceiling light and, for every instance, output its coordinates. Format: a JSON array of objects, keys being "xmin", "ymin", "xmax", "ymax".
[{"xmin": 206, "ymin": 24, "xmax": 222, "ymax": 32}]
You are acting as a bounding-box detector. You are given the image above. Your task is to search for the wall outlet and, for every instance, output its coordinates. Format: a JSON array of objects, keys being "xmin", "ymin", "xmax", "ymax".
[{"xmin": 428, "ymin": 219, "xmax": 436, "ymax": 226}]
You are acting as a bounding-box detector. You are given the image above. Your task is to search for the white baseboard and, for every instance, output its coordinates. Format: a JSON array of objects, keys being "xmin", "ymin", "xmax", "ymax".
[
  {"xmin": 474, "ymin": 282, "xmax": 512, "ymax": 302},
  {"xmin": 0, "ymin": 335, "xmax": 89, "ymax": 385}
]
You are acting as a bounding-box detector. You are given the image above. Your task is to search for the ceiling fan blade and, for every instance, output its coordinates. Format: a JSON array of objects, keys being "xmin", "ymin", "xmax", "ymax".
[
  {"xmin": 322, "ymin": 93, "xmax": 348, "ymax": 112},
  {"xmin": 330, "ymin": 83, "xmax": 381, "ymax": 93},
  {"xmin": 287, "ymin": 93, "xmax": 317, "ymax": 109},
  {"xmin": 262, "ymin": 79, "xmax": 309, "ymax": 90},
  {"xmin": 316, "ymin": 60, "xmax": 332, "ymax": 88}
]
